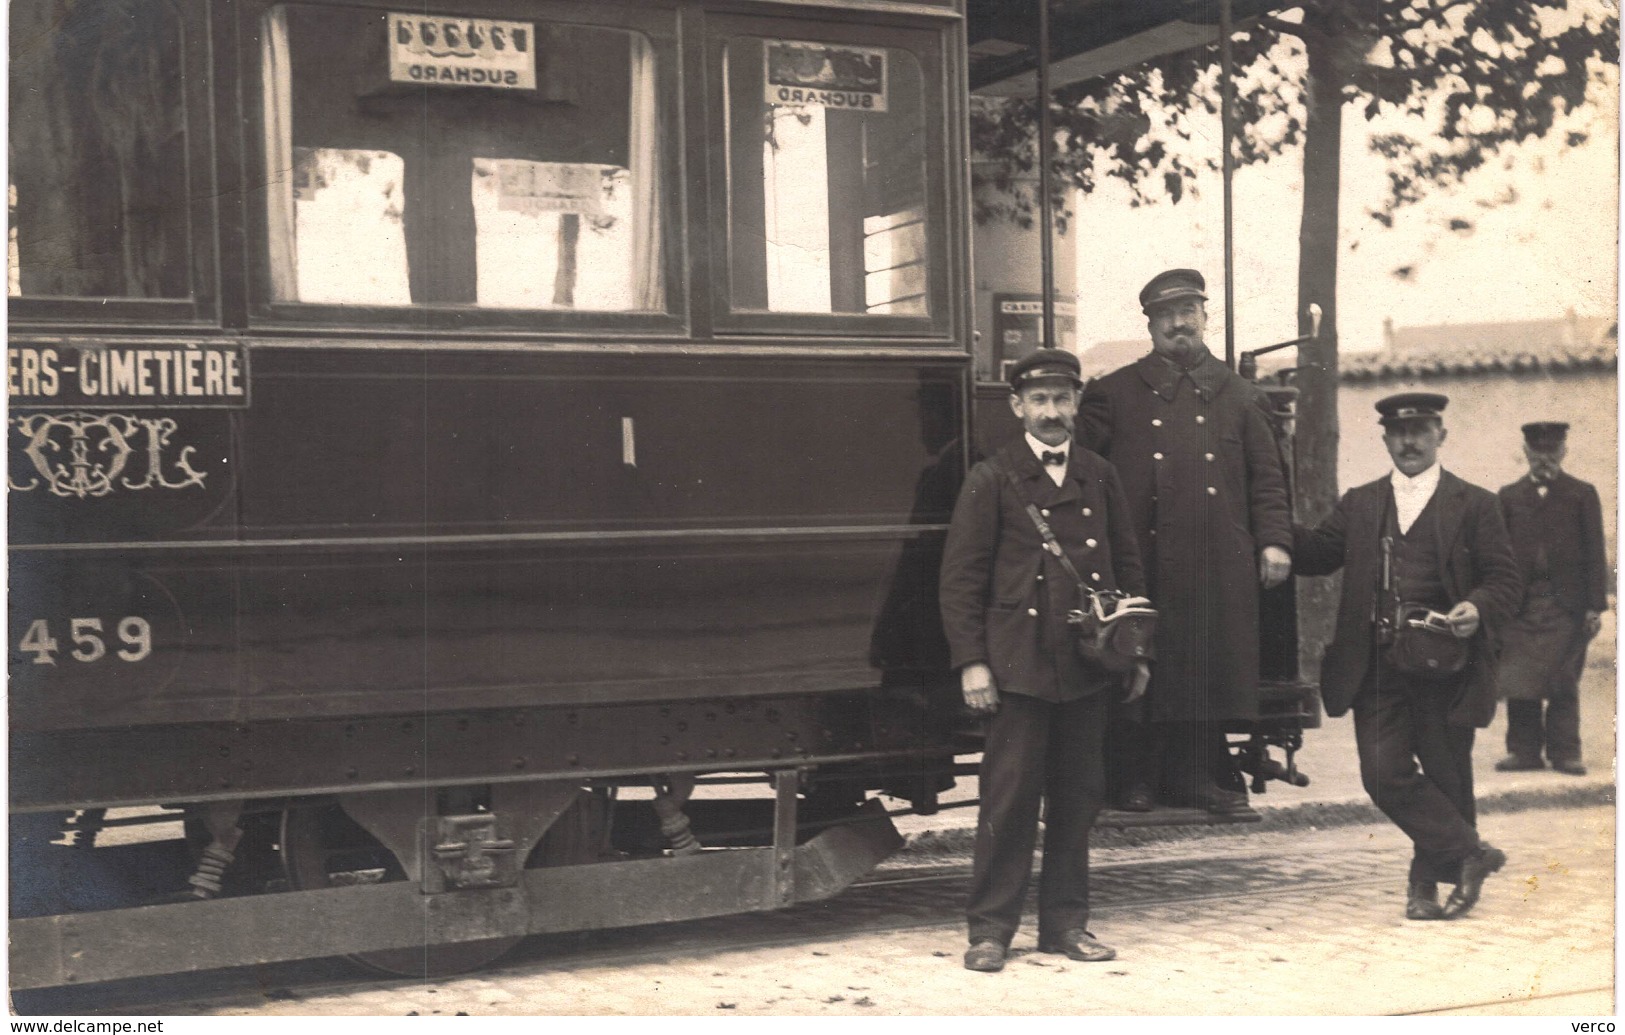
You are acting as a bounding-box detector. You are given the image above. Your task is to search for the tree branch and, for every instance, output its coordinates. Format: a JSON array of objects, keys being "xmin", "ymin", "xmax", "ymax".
[{"xmin": 1257, "ymin": 15, "xmax": 1305, "ymax": 40}]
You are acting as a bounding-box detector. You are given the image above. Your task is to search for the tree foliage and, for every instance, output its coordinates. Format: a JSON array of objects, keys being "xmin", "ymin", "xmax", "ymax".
[
  {"xmin": 974, "ymin": 1, "xmax": 1615, "ymax": 661},
  {"xmin": 972, "ymin": 0, "xmax": 1616, "ymax": 233}
]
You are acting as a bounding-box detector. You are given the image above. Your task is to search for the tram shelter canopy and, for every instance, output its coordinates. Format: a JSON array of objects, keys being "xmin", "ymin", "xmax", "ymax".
[{"xmin": 968, "ymin": 0, "xmax": 1283, "ymax": 94}]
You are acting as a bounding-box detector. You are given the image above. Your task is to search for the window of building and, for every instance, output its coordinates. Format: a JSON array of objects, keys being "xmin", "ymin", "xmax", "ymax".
[{"xmin": 261, "ymin": 5, "xmax": 666, "ymax": 314}]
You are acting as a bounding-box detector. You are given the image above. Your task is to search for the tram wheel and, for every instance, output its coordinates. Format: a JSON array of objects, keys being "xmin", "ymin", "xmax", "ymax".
[{"xmin": 279, "ymin": 804, "xmax": 522, "ymax": 978}]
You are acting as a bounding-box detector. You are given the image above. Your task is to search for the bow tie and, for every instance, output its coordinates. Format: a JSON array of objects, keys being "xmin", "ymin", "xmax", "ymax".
[{"xmin": 1041, "ymin": 450, "xmax": 1067, "ymax": 467}]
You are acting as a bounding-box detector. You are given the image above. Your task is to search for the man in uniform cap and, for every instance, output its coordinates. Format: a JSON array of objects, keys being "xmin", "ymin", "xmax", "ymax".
[
  {"xmin": 1292, "ymin": 392, "xmax": 1523, "ymax": 919},
  {"xmin": 1494, "ymin": 421, "xmax": 1608, "ymax": 775},
  {"xmin": 940, "ymin": 347, "xmax": 1150, "ymax": 972},
  {"xmin": 1077, "ymin": 269, "xmax": 1293, "ymax": 813}
]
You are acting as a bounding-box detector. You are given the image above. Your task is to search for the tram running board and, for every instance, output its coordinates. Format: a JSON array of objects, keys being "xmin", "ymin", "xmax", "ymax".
[{"xmin": 10, "ymin": 799, "xmax": 902, "ymax": 990}]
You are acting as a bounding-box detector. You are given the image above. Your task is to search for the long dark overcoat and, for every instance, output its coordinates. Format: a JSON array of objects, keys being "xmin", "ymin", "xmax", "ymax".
[
  {"xmin": 1077, "ymin": 350, "xmax": 1291, "ymax": 722},
  {"xmin": 939, "ymin": 440, "xmax": 1146, "ymax": 702},
  {"xmin": 1497, "ymin": 471, "xmax": 1610, "ymax": 617},
  {"xmin": 1292, "ymin": 470, "xmax": 1524, "ymax": 727}
]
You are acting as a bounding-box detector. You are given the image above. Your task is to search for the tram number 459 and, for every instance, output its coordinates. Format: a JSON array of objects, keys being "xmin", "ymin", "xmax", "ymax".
[{"xmin": 17, "ymin": 617, "xmax": 153, "ymax": 665}]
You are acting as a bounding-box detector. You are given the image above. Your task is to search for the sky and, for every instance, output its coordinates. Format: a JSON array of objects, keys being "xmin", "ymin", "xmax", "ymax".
[{"xmin": 1071, "ymin": 48, "xmax": 1620, "ymax": 354}]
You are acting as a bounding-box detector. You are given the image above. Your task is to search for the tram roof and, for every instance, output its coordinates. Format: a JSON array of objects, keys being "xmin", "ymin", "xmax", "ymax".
[{"xmin": 968, "ymin": 0, "xmax": 1284, "ymax": 95}]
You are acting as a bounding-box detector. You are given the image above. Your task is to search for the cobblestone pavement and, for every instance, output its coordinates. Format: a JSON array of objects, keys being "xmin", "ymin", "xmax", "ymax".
[
  {"xmin": 896, "ymin": 660, "xmax": 1617, "ymax": 843},
  {"xmin": 129, "ymin": 804, "xmax": 1611, "ymax": 1017}
]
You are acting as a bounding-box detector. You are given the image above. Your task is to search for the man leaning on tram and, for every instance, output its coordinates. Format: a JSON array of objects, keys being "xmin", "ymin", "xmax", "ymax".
[
  {"xmin": 1291, "ymin": 392, "xmax": 1522, "ymax": 920},
  {"xmin": 939, "ymin": 348, "xmax": 1150, "ymax": 973}
]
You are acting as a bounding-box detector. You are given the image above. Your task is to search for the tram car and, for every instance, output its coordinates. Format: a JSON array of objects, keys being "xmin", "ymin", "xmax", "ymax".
[{"xmin": 7, "ymin": 0, "xmax": 1316, "ymax": 989}]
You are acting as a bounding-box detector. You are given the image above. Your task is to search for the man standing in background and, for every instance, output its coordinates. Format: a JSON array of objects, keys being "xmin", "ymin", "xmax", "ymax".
[
  {"xmin": 1077, "ymin": 269, "xmax": 1292, "ymax": 813},
  {"xmin": 1494, "ymin": 421, "xmax": 1609, "ymax": 776}
]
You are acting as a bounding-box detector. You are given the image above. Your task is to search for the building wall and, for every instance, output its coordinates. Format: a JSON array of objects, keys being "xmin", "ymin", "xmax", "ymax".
[
  {"xmin": 1292, "ymin": 368, "xmax": 1616, "ymax": 682},
  {"xmin": 1332, "ymin": 370, "xmax": 1617, "ymax": 565}
]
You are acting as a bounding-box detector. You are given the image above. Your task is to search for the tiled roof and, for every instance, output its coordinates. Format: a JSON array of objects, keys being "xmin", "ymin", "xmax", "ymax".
[{"xmin": 1337, "ymin": 336, "xmax": 1617, "ymax": 382}]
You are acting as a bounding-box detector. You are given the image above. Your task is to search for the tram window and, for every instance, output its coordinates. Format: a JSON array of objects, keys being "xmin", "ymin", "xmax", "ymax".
[
  {"xmin": 262, "ymin": 6, "xmax": 665, "ymax": 312},
  {"xmin": 724, "ymin": 38, "xmax": 930, "ymax": 318},
  {"xmin": 8, "ymin": 0, "xmax": 192, "ymax": 300}
]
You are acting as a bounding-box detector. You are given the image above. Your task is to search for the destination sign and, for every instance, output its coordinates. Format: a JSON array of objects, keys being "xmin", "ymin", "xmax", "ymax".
[
  {"xmin": 388, "ymin": 14, "xmax": 537, "ymax": 90},
  {"xmin": 8, "ymin": 343, "xmax": 249, "ymax": 409},
  {"xmin": 764, "ymin": 40, "xmax": 888, "ymax": 112}
]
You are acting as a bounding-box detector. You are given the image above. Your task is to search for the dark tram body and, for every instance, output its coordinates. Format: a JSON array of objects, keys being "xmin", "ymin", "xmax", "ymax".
[{"xmin": 8, "ymin": 0, "xmax": 1313, "ymax": 989}]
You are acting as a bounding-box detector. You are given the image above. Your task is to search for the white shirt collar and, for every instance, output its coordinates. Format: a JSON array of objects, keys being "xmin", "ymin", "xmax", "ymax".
[
  {"xmin": 1027, "ymin": 433, "xmax": 1070, "ymax": 485},
  {"xmin": 1026, "ymin": 433, "xmax": 1069, "ymax": 463},
  {"xmin": 1389, "ymin": 463, "xmax": 1441, "ymax": 534},
  {"xmin": 1390, "ymin": 462, "xmax": 1441, "ymax": 495}
]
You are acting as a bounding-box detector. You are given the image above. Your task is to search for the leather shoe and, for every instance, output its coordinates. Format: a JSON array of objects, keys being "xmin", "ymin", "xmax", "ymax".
[
  {"xmin": 963, "ymin": 940, "xmax": 1006, "ymax": 972},
  {"xmin": 1552, "ymin": 758, "xmax": 1588, "ymax": 776},
  {"xmin": 1118, "ymin": 784, "xmax": 1155, "ymax": 812},
  {"xmin": 1443, "ymin": 843, "xmax": 1507, "ymax": 918},
  {"xmin": 1163, "ymin": 784, "xmax": 1250, "ymax": 814},
  {"xmin": 1038, "ymin": 929, "xmax": 1117, "ymax": 962},
  {"xmin": 1405, "ymin": 881, "xmax": 1445, "ymax": 920},
  {"xmin": 1494, "ymin": 755, "xmax": 1544, "ymax": 772}
]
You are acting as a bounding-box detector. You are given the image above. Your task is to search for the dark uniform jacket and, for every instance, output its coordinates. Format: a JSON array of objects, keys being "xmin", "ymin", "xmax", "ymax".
[
  {"xmin": 1497, "ymin": 471, "xmax": 1610, "ymax": 616},
  {"xmin": 940, "ymin": 439, "xmax": 1146, "ymax": 702},
  {"xmin": 1077, "ymin": 349, "xmax": 1292, "ymax": 721},
  {"xmin": 1293, "ymin": 469, "xmax": 1524, "ymax": 728}
]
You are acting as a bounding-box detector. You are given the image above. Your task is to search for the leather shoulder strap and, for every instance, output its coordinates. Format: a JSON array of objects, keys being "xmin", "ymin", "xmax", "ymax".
[{"xmin": 1001, "ymin": 465, "xmax": 1088, "ymax": 594}]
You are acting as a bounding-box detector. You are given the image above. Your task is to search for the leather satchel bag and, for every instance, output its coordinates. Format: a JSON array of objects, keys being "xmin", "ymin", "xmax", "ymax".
[
  {"xmin": 1002, "ymin": 467, "xmax": 1156, "ymax": 672},
  {"xmin": 1387, "ymin": 603, "xmax": 1470, "ymax": 678},
  {"xmin": 1378, "ymin": 531, "xmax": 1469, "ymax": 679},
  {"xmin": 1065, "ymin": 589, "xmax": 1158, "ymax": 672}
]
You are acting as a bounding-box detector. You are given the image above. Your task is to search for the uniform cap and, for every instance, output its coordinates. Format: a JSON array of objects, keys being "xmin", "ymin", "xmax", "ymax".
[
  {"xmin": 1008, "ymin": 348, "xmax": 1084, "ymax": 390},
  {"xmin": 1139, "ymin": 268, "xmax": 1207, "ymax": 313},
  {"xmin": 1521, "ymin": 421, "xmax": 1570, "ymax": 448},
  {"xmin": 1375, "ymin": 391, "xmax": 1449, "ymax": 426}
]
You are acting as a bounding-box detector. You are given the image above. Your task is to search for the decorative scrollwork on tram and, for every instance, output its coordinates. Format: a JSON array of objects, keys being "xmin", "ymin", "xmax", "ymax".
[{"xmin": 9, "ymin": 412, "xmax": 207, "ymax": 499}]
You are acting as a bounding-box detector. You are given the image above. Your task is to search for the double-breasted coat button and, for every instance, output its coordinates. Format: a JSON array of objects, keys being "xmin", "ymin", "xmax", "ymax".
[
  {"xmin": 1086, "ymin": 538, "xmax": 1098, "ymax": 548},
  {"xmin": 1195, "ymin": 415, "xmax": 1206, "ymax": 424},
  {"xmin": 1207, "ymin": 486, "xmax": 1218, "ymax": 495},
  {"xmin": 1205, "ymin": 452, "xmax": 1215, "ymax": 461},
  {"xmin": 1090, "ymin": 572, "xmax": 1101, "ymax": 581},
  {"xmin": 1041, "ymin": 508, "xmax": 1050, "ymax": 517},
  {"xmin": 1153, "ymin": 452, "xmax": 1164, "ymax": 460},
  {"xmin": 1152, "ymin": 419, "xmax": 1162, "ymax": 427},
  {"xmin": 1082, "ymin": 507, "xmax": 1092, "ymax": 516},
  {"xmin": 1027, "ymin": 608, "xmax": 1039, "ymax": 617}
]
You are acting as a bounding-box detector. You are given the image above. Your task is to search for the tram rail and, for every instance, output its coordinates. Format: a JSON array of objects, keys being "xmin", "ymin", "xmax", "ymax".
[{"xmin": 19, "ymin": 810, "xmax": 1611, "ymax": 1018}]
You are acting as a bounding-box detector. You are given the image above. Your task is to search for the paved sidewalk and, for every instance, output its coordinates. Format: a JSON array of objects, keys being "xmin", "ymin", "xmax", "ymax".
[
  {"xmin": 174, "ymin": 805, "xmax": 1613, "ymax": 1016},
  {"xmin": 896, "ymin": 660, "xmax": 1616, "ymax": 844}
]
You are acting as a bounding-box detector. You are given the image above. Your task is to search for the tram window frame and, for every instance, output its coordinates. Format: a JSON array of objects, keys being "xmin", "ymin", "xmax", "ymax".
[
  {"xmin": 240, "ymin": 0, "xmax": 685, "ymax": 335},
  {"xmin": 704, "ymin": 15, "xmax": 951, "ymax": 340},
  {"xmin": 6, "ymin": 0, "xmax": 219, "ymax": 329}
]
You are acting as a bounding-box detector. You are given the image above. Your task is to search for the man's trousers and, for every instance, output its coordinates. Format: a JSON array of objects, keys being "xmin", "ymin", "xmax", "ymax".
[
  {"xmin": 1505, "ymin": 693, "xmax": 1582, "ymax": 765},
  {"xmin": 1502, "ymin": 600, "xmax": 1588, "ymax": 765},
  {"xmin": 1353, "ymin": 664, "xmax": 1481, "ymax": 885},
  {"xmin": 967, "ymin": 691, "xmax": 1106, "ymax": 947}
]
